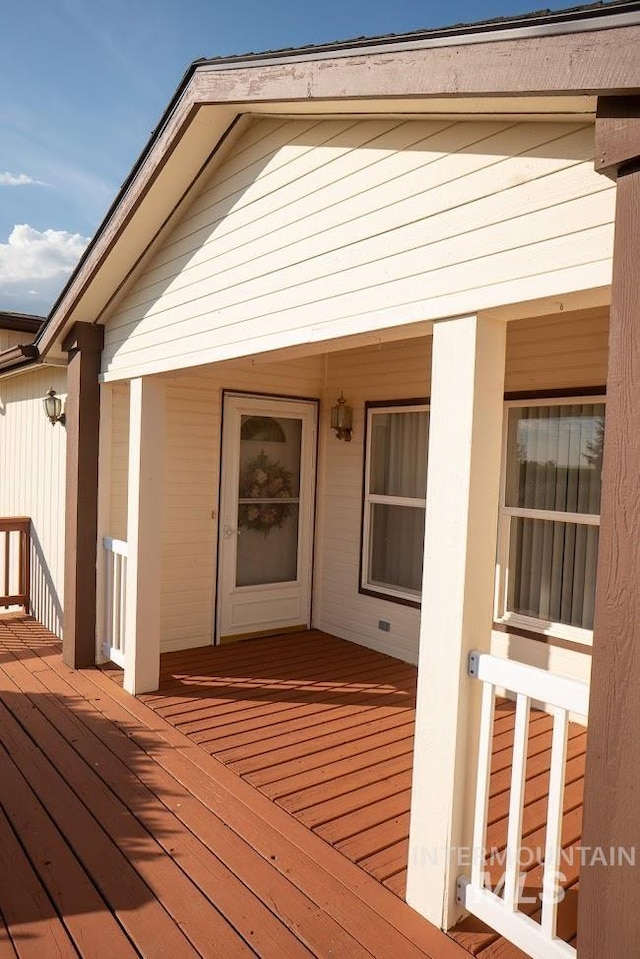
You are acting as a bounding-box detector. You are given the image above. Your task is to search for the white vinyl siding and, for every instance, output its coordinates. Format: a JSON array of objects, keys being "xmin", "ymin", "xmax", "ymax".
[
  {"xmin": 0, "ymin": 367, "xmax": 67, "ymax": 636},
  {"xmin": 101, "ymin": 118, "xmax": 614, "ymax": 380}
]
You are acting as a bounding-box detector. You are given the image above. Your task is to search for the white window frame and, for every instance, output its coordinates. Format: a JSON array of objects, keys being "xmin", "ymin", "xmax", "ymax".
[
  {"xmin": 361, "ymin": 402, "xmax": 429, "ymax": 605},
  {"xmin": 494, "ymin": 394, "xmax": 606, "ymax": 647}
]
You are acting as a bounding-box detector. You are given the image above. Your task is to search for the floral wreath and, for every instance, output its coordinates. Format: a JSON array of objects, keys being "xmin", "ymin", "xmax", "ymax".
[{"xmin": 238, "ymin": 450, "xmax": 296, "ymax": 536}]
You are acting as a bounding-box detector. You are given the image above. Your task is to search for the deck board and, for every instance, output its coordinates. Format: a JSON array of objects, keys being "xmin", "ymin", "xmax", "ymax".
[
  {"xmin": 0, "ymin": 615, "xmax": 468, "ymax": 959},
  {"xmin": 0, "ymin": 615, "xmax": 586, "ymax": 959},
  {"xmin": 133, "ymin": 629, "xmax": 586, "ymax": 959}
]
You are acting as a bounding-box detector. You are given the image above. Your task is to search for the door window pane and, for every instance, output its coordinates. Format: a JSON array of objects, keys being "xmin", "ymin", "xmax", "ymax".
[
  {"xmin": 236, "ymin": 415, "xmax": 302, "ymax": 587},
  {"xmin": 236, "ymin": 505, "xmax": 299, "ymax": 587}
]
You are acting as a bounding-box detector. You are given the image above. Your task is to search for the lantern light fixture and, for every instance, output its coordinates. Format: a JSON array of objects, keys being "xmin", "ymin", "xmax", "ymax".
[
  {"xmin": 330, "ymin": 391, "xmax": 353, "ymax": 442},
  {"xmin": 43, "ymin": 388, "xmax": 65, "ymax": 426}
]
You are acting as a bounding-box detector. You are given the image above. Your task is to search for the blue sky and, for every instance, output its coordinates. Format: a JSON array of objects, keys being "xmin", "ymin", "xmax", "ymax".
[{"xmin": 0, "ymin": 0, "xmax": 578, "ymax": 316}]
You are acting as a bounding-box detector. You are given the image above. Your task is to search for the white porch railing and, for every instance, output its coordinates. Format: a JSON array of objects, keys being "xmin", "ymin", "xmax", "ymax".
[
  {"xmin": 458, "ymin": 652, "xmax": 589, "ymax": 959},
  {"xmin": 103, "ymin": 537, "xmax": 128, "ymax": 668}
]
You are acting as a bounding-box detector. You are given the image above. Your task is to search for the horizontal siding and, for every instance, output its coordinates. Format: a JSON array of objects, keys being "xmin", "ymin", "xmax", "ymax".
[
  {"xmin": 314, "ymin": 338, "xmax": 429, "ymax": 663},
  {"xmin": 314, "ymin": 307, "xmax": 609, "ymax": 666},
  {"xmin": 504, "ymin": 307, "xmax": 609, "ymax": 391},
  {"xmin": 0, "ymin": 368, "xmax": 67, "ymax": 636},
  {"xmin": 102, "ymin": 118, "xmax": 615, "ymax": 380}
]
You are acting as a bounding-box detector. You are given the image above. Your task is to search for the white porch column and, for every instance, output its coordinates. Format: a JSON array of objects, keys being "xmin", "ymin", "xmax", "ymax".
[
  {"xmin": 124, "ymin": 376, "xmax": 165, "ymax": 695},
  {"xmin": 406, "ymin": 314, "xmax": 506, "ymax": 929},
  {"xmin": 95, "ymin": 382, "xmax": 113, "ymax": 664}
]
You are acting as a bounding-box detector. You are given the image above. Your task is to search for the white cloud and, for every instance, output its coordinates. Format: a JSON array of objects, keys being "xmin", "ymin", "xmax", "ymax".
[
  {"xmin": 0, "ymin": 224, "xmax": 89, "ymax": 313},
  {"xmin": 0, "ymin": 172, "xmax": 46, "ymax": 187}
]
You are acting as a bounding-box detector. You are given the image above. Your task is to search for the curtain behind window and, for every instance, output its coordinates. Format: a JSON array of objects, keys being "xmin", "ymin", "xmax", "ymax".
[
  {"xmin": 505, "ymin": 404, "xmax": 604, "ymax": 629},
  {"xmin": 368, "ymin": 410, "xmax": 428, "ymax": 596}
]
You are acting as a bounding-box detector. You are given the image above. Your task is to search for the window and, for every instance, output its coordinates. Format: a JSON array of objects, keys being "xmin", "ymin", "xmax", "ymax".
[
  {"xmin": 496, "ymin": 398, "xmax": 605, "ymax": 642},
  {"xmin": 361, "ymin": 402, "xmax": 429, "ymax": 604}
]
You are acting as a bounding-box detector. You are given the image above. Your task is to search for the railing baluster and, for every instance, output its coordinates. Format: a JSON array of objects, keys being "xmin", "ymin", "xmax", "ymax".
[
  {"xmin": 541, "ymin": 706, "xmax": 569, "ymax": 939},
  {"xmin": 503, "ymin": 692, "xmax": 530, "ymax": 910},
  {"xmin": 471, "ymin": 681, "xmax": 496, "ymax": 889},
  {"xmin": 103, "ymin": 537, "xmax": 128, "ymax": 667},
  {"xmin": 106, "ymin": 551, "xmax": 114, "ymax": 649},
  {"xmin": 4, "ymin": 530, "xmax": 9, "ymax": 601},
  {"xmin": 115, "ymin": 554, "xmax": 123, "ymax": 653}
]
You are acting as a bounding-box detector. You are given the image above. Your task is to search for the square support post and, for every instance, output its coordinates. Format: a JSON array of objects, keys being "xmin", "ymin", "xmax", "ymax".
[
  {"xmin": 95, "ymin": 382, "xmax": 113, "ymax": 664},
  {"xmin": 407, "ymin": 314, "xmax": 506, "ymax": 930},
  {"xmin": 124, "ymin": 376, "xmax": 165, "ymax": 695},
  {"xmin": 579, "ymin": 98, "xmax": 640, "ymax": 959},
  {"xmin": 62, "ymin": 322, "xmax": 104, "ymax": 668}
]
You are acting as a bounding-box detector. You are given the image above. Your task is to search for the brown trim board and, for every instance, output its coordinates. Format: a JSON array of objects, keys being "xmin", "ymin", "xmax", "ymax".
[
  {"xmin": 595, "ymin": 95, "xmax": 640, "ymax": 177},
  {"xmin": 0, "ymin": 312, "xmax": 44, "ymax": 334},
  {"xmin": 579, "ymin": 106, "xmax": 640, "ymax": 959},
  {"xmin": 62, "ymin": 322, "xmax": 104, "ymax": 669},
  {"xmin": 195, "ymin": 23, "xmax": 640, "ymax": 103}
]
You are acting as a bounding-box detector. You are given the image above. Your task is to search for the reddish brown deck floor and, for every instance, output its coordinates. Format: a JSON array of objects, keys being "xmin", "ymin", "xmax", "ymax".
[
  {"xmin": 133, "ymin": 630, "xmax": 586, "ymax": 959},
  {"xmin": 0, "ymin": 615, "xmax": 468, "ymax": 959}
]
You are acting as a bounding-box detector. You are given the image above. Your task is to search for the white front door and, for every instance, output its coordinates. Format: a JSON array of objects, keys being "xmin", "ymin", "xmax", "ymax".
[{"xmin": 217, "ymin": 393, "xmax": 317, "ymax": 642}]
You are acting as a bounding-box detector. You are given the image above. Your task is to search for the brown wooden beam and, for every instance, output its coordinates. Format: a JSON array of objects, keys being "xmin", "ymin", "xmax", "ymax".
[
  {"xmin": 595, "ymin": 96, "xmax": 640, "ymax": 177},
  {"xmin": 579, "ymin": 129, "xmax": 640, "ymax": 955},
  {"xmin": 62, "ymin": 322, "xmax": 104, "ymax": 668},
  {"xmin": 195, "ymin": 24, "xmax": 640, "ymax": 103}
]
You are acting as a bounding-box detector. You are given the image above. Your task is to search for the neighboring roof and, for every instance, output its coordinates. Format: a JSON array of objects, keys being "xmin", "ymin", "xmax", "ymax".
[
  {"xmin": 0, "ymin": 311, "xmax": 45, "ymax": 334},
  {"xmin": 1, "ymin": 0, "xmax": 639, "ymax": 376}
]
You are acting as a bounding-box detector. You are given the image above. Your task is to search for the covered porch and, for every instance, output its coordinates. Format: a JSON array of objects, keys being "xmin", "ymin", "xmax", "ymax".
[{"xmin": 90, "ymin": 303, "xmax": 600, "ymax": 959}]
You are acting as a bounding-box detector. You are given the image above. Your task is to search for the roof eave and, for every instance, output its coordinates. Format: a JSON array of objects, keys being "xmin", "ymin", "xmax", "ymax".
[
  {"xmin": 36, "ymin": 7, "xmax": 640, "ymax": 359},
  {"xmin": 0, "ymin": 312, "xmax": 46, "ymax": 335},
  {"xmin": 0, "ymin": 344, "xmax": 40, "ymax": 376}
]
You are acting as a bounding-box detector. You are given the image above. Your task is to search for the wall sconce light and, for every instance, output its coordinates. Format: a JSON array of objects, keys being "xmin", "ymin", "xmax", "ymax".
[
  {"xmin": 43, "ymin": 388, "xmax": 65, "ymax": 426},
  {"xmin": 331, "ymin": 391, "xmax": 353, "ymax": 442}
]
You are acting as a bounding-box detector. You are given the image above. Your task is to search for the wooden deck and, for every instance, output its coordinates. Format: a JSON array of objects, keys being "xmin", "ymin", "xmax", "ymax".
[
  {"xmin": 132, "ymin": 630, "xmax": 586, "ymax": 959},
  {"xmin": 0, "ymin": 616, "xmax": 466, "ymax": 959}
]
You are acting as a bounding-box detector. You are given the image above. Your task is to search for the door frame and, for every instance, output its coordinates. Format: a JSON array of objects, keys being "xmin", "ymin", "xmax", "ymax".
[{"xmin": 214, "ymin": 389, "xmax": 320, "ymax": 644}]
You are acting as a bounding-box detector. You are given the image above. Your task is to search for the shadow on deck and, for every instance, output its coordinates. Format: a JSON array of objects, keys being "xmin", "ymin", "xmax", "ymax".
[
  {"xmin": 0, "ymin": 614, "xmax": 467, "ymax": 959},
  {"xmin": 131, "ymin": 630, "xmax": 586, "ymax": 959}
]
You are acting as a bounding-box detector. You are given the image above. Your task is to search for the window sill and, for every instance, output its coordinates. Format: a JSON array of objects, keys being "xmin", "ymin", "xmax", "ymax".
[
  {"xmin": 494, "ymin": 613, "xmax": 593, "ymax": 649},
  {"xmin": 359, "ymin": 584, "xmax": 421, "ymax": 609}
]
